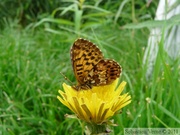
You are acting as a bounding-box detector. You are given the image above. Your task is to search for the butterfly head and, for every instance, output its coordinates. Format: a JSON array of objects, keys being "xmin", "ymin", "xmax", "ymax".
[{"xmin": 72, "ymin": 83, "xmax": 92, "ymax": 91}]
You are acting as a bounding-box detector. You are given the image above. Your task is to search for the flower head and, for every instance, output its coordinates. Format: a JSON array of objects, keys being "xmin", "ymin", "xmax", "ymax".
[{"xmin": 57, "ymin": 79, "xmax": 131, "ymax": 124}]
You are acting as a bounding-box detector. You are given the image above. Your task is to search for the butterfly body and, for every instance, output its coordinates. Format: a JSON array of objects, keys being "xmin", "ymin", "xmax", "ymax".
[{"xmin": 71, "ymin": 38, "xmax": 121, "ymax": 90}]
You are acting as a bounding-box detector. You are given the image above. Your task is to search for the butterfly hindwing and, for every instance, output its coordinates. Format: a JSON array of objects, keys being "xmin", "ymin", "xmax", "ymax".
[{"xmin": 90, "ymin": 59, "xmax": 121, "ymax": 86}]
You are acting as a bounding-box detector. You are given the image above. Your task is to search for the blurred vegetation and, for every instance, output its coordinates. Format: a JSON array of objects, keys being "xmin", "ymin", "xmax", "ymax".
[
  {"xmin": 0, "ymin": 0, "xmax": 157, "ymax": 28},
  {"xmin": 0, "ymin": 0, "xmax": 180, "ymax": 134}
]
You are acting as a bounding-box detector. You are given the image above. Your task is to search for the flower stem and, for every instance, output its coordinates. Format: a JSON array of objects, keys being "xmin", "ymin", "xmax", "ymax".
[{"xmin": 85, "ymin": 123, "xmax": 111, "ymax": 135}]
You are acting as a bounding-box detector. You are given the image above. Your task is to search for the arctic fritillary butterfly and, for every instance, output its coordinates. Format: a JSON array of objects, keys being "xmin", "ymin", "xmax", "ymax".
[{"xmin": 71, "ymin": 38, "xmax": 122, "ymax": 90}]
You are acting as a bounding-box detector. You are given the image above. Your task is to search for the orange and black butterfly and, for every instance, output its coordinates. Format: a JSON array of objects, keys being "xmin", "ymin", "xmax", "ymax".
[{"xmin": 70, "ymin": 38, "xmax": 122, "ymax": 90}]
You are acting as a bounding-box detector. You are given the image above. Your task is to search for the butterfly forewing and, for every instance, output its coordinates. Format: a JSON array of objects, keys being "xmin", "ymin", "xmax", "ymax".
[
  {"xmin": 70, "ymin": 38, "xmax": 121, "ymax": 90},
  {"xmin": 71, "ymin": 38, "xmax": 103, "ymax": 86}
]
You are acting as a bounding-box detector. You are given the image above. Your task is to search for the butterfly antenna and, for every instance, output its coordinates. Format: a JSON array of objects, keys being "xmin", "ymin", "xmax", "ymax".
[{"xmin": 60, "ymin": 72, "xmax": 74, "ymax": 85}]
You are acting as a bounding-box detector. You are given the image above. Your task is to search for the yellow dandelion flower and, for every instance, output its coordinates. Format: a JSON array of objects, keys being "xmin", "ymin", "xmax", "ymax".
[{"xmin": 57, "ymin": 79, "xmax": 131, "ymax": 125}]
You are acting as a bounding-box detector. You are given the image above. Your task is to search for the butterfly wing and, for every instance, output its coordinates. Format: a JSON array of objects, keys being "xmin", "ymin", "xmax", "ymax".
[
  {"xmin": 89, "ymin": 59, "xmax": 122, "ymax": 86},
  {"xmin": 70, "ymin": 38, "xmax": 104, "ymax": 85}
]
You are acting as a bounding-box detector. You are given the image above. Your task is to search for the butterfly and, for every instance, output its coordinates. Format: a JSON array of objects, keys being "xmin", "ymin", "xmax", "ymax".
[{"xmin": 70, "ymin": 38, "xmax": 122, "ymax": 90}]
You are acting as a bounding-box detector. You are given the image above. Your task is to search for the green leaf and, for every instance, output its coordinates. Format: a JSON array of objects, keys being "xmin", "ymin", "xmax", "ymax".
[{"xmin": 123, "ymin": 15, "xmax": 180, "ymax": 29}]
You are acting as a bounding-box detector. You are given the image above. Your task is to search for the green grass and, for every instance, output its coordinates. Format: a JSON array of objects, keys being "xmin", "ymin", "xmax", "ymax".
[
  {"xmin": 0, "ymin": 1, "xmax": 180, "ymax": 135},
  {"xmin": 1, "ymin": 22, "xmax": 179, "ymax": 135}
]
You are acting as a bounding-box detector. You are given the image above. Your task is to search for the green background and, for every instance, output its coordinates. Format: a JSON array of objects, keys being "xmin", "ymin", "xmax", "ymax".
[{"xmin": 0, "ymin": 0, "xmax": 180, "ymax": 134}]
